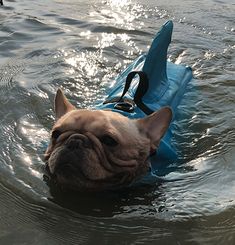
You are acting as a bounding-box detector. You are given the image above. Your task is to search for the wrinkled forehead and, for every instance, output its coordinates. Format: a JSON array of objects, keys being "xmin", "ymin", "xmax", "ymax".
[{"xmin": 53, "ymin": 109, "xmax": 132, "ymax": 134}]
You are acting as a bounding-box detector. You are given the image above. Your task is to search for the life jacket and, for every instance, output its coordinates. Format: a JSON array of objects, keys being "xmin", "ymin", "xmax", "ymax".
[{"xmin": 96, "ymin": 20, "xmax": 193, "ymax": 180}]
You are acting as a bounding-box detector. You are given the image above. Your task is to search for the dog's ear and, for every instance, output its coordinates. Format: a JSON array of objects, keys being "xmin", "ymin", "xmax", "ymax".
[
  {"xmin": 54, "ymin": 88, "xmax": 75, "ymax": 120},
  {"xmin": 136, "ymin": 107, "xmax": 172, "ymax": 148}
]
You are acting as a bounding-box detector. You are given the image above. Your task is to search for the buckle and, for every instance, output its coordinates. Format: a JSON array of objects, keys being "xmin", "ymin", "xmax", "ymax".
[{"xmin": 114, "ymin": 101, "xmax": 135, "ymax": 113}]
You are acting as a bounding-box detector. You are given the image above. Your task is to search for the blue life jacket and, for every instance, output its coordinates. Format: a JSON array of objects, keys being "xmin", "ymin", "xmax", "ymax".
[{"xmin": 96, "ymin": 20, "xmax": 193, "ymax": 180}]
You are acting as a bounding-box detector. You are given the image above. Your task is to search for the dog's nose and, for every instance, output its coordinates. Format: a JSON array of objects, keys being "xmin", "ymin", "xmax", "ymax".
[{"xmin": 66, "ymin": 134, "xmax": 91, "ymax": 150}]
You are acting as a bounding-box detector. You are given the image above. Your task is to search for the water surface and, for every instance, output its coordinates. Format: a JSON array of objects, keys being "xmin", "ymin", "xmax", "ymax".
[{"xmin": 0, "ymin": 0, "xmax": 234, "ymax": 244}]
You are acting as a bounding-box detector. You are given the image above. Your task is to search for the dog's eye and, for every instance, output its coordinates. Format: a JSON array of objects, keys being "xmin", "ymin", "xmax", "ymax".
[
  {"xmin": 100, "ymin": 135, "xmax": 118, "ymax": 147},
  {"xmin": 51, "ymin": 130, "xmax": 62, "ymax": 140}
]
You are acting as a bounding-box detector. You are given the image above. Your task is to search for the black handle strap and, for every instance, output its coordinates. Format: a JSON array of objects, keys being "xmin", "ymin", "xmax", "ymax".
[{"xmin": 118, "ymin": 71, "xmax": 154, "ymax": 115}]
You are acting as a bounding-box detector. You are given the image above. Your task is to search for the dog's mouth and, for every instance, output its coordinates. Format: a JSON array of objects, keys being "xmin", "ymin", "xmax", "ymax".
[{"xmin": 45, "ymin": 132, "xmax": 150, "ymax": 191}]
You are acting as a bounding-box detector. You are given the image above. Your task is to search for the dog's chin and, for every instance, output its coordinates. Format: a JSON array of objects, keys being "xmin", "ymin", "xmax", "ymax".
[
  {"xmin": 46, "ymin": 146, "xmax": 149, "ymax": 192},
  {"xmin": 47, "ymin": 169, "xmax": 138, "ymax": 192}
]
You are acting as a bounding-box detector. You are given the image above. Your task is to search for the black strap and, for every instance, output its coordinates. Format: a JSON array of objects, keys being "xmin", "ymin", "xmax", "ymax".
[{"xmin": 118, "ymin": 71, "xmax": 154, "ymax": 115}]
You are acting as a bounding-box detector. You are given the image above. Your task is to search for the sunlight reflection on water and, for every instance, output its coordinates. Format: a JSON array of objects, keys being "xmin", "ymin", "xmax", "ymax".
[{"xmin": 0, "ymin": 0, "xmax": 234, "ymax": 243}]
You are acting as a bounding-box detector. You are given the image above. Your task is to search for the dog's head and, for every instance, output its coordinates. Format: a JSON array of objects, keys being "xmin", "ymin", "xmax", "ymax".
[{"xmin": 44, "ymin": 89, "xmax": 172, "ymax": 191}]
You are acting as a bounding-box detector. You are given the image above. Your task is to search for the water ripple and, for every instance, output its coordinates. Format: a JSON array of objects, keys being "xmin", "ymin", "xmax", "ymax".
[{"xmin": 0, "ymin": 0, "xmax": 235, "ymax": 244}]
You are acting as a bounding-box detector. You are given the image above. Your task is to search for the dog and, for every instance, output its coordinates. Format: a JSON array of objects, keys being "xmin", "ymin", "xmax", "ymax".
[{"xmin": 44, "ymin": 89, "xmax": 172, "ymax": 191}]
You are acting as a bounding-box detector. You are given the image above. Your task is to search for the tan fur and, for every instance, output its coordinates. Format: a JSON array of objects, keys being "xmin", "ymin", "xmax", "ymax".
[{"xmin": 44, "ymin": 89, "xmax": 172, "ymax": 191}]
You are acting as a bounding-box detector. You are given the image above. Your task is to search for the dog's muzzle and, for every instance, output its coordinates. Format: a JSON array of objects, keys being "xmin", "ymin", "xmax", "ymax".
[{"xmin": 47, "ymin": 133, "xmax": 92, "ymax": 175}]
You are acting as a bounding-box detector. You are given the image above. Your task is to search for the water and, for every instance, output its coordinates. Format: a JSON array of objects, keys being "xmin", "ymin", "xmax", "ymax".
[{"xmin": 0, "ymin": 0, "xmax": 234, "ymax": 244}]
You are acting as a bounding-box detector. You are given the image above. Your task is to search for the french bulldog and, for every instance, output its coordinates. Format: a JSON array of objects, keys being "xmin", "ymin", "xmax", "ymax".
[{"xmin": 44, "ymin": 89, "xmax": 172, "ymax": 191}]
